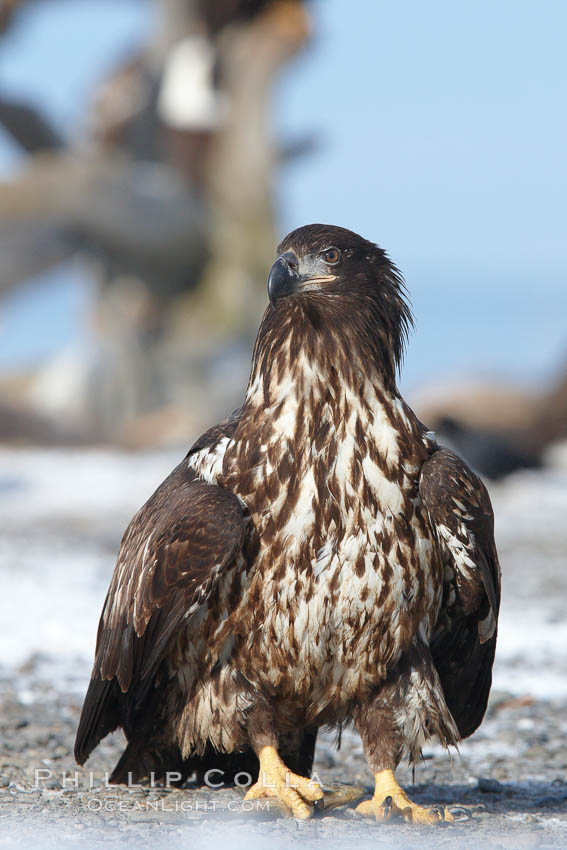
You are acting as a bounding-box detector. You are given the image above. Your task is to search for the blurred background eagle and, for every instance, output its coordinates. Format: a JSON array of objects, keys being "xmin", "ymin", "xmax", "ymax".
[{"xmin": 75, "ymin": 224, "xmax": 500, "ymax": 823}]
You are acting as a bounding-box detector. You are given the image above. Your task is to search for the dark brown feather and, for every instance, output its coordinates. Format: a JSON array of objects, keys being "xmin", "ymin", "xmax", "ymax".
[
  {"xmin": 75, "ymin": 430, "xmax": 246, "ymax": 765},
  {"xmin": 420, "ymin": 447, "xmax": 501, "ymax": 738}
]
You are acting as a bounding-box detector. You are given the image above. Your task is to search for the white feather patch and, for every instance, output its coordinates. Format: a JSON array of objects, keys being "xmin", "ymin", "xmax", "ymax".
[{"xmin": 313, "ymin": 539, "xmax": 335, "ymax": 577}]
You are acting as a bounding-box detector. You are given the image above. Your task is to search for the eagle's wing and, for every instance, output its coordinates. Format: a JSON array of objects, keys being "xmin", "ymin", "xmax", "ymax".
[
  {"xmin": 74, "ymin": 456, "xmax": 246, "ymax": 768},
  {"xmin": 419, "ymin": 447, "xmax": 501, "ymax": 739}
]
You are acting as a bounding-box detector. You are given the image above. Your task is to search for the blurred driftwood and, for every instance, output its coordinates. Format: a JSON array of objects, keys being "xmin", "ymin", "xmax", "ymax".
[
  {"xmin": 0, "ymin": 0, "xmax": 311, "ymax": 441},
  {"xmin": 0, "ymin": 154, "xmax": 207, "ymax": 295},
  {"xmin": 0, "ymin": 98, "xmax": 64, "ymax": 152},
  {"xmin": 174, "ymin": 1, "xmax": 311, "ymax": 345},
  {"xmin": 415, "ymin": 366, "xmax": 567, "ymax": 479}
]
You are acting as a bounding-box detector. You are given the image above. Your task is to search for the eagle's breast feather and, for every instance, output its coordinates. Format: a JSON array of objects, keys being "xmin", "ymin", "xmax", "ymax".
[{"xmin": 186, "ymin": 362, "xmax": 442, "ymax": 719}]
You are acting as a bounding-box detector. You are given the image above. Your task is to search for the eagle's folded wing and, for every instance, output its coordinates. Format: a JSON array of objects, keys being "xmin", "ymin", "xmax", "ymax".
[
  {"xmin": 74, "ymin": 463, "xmax": 245, "ymax": 766},
  {"xmin": 419, "ymin": 447, "xmax": 501, "ymax": 739}
]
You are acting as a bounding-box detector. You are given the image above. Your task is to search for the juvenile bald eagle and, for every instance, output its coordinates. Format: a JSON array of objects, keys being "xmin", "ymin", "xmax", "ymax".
[{"xmin": 75, "ymin": 224, "xmax": 500, "ymax": 823}]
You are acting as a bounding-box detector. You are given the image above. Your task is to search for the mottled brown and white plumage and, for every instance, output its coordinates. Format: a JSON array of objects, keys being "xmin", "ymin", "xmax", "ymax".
[{"xmin": 75, "ymin": 224, "xmax": 500, "ymax": 820}]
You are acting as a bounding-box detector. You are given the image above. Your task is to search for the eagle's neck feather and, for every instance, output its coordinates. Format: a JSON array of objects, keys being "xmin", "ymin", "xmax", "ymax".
[
  {"xmin": 192, "ymin": 300, "xmax": 427, "ymax": 496},
  {"xmin": 230, "ymin": 308, "xmax": 426, "ymax": 490},
  {"xmin": 243, "ymin": 302, "xmax": 408, "ymax": 424},
  {"xmin": 245, "ymin": 296, "xmax": 408, "ymax": 409}
]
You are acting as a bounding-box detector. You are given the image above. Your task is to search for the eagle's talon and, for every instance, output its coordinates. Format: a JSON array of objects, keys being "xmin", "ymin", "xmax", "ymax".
[
  {"xmin": 447, "ymin": 806, "xmax": 473, "ymax": 821},
  {"xmin": 243, "ymin": 745, "xmax": 322, "ymax": 819},
  {"xmin": 356, "ymin": 770, "xmax": 454, "ymax": 826},
  {"xmin": 318, "ymin": 783, "xmax": 366, "ymax": 812}
]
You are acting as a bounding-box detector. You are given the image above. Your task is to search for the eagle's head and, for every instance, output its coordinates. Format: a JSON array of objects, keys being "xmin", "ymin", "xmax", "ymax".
[{"xmin": 262, "ymin": 224, "xmax": 413, "ymax": 386}]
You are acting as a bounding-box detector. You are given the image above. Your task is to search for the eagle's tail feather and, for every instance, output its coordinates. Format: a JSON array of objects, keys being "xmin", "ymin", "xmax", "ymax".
[
  {"xmin": 109, "ymin": 740, "xmax": 143, "ymax": 785},
  {"xmin": 108, "ymin": 737, "xmax": 186, "ymax": 785},
  {"xmin": 110, "ymin": 743, "xmax": 261, "ymax": 787},
  {"xmin": 432, "ymin": 616, "xmax": 497, "ymax": 740},
  {"xmin": 110, "ymin": 731, "xmax": 318, "ymax": 788},
  {"xmin": 74, "ymin": 676, "xmax": 121, "ymax": 766}
]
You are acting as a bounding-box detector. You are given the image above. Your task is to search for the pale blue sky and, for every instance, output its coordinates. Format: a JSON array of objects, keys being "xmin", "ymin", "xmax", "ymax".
[{"xmin": 1, "ymin": 0, "xmax": 566, "ymax": 390}]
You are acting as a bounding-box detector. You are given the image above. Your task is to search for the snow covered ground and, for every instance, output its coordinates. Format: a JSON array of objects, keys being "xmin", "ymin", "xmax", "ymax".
[{"xmin": 0, "ymin": 448, "xmax": 180, "ymax": 694}]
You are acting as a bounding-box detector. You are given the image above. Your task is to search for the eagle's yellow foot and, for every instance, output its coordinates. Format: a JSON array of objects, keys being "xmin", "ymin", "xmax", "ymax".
[
  {"xmin": 244, "ymin": 745, "xmax": 323, "ymax": 819},
  {"xmin": 356, "ymin": 769, "xmax": 454, "ymax": 825}
]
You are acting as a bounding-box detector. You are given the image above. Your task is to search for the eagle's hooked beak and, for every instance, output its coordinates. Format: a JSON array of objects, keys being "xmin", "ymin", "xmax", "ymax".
[
  {"xmin": 267, "ymin": 251, "xmax": 336, "ymax": 307},
  {"xmin": 267, "ymin": 252, "xmax": 300, "ymax": 307}
]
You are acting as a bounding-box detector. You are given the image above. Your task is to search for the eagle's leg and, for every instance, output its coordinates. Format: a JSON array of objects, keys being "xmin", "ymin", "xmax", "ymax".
[
  {"xmin": 244, "ymin": 744, "xmax": 324, "ymax": 818},
  {"xmin": 354, "ymin": 675, "xmax": 454, "ymax": 825}
]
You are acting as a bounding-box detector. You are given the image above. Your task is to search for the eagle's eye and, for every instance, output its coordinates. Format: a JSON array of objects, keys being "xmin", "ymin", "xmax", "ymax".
[{"xmin": 322, "ymin": 247, "xmax": 340, "ymax": 265}]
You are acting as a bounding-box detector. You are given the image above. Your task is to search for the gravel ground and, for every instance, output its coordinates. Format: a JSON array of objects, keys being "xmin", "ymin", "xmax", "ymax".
[{"xmin": 1, "ymin": 448, "xmax": 567, "ymax": 849}]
